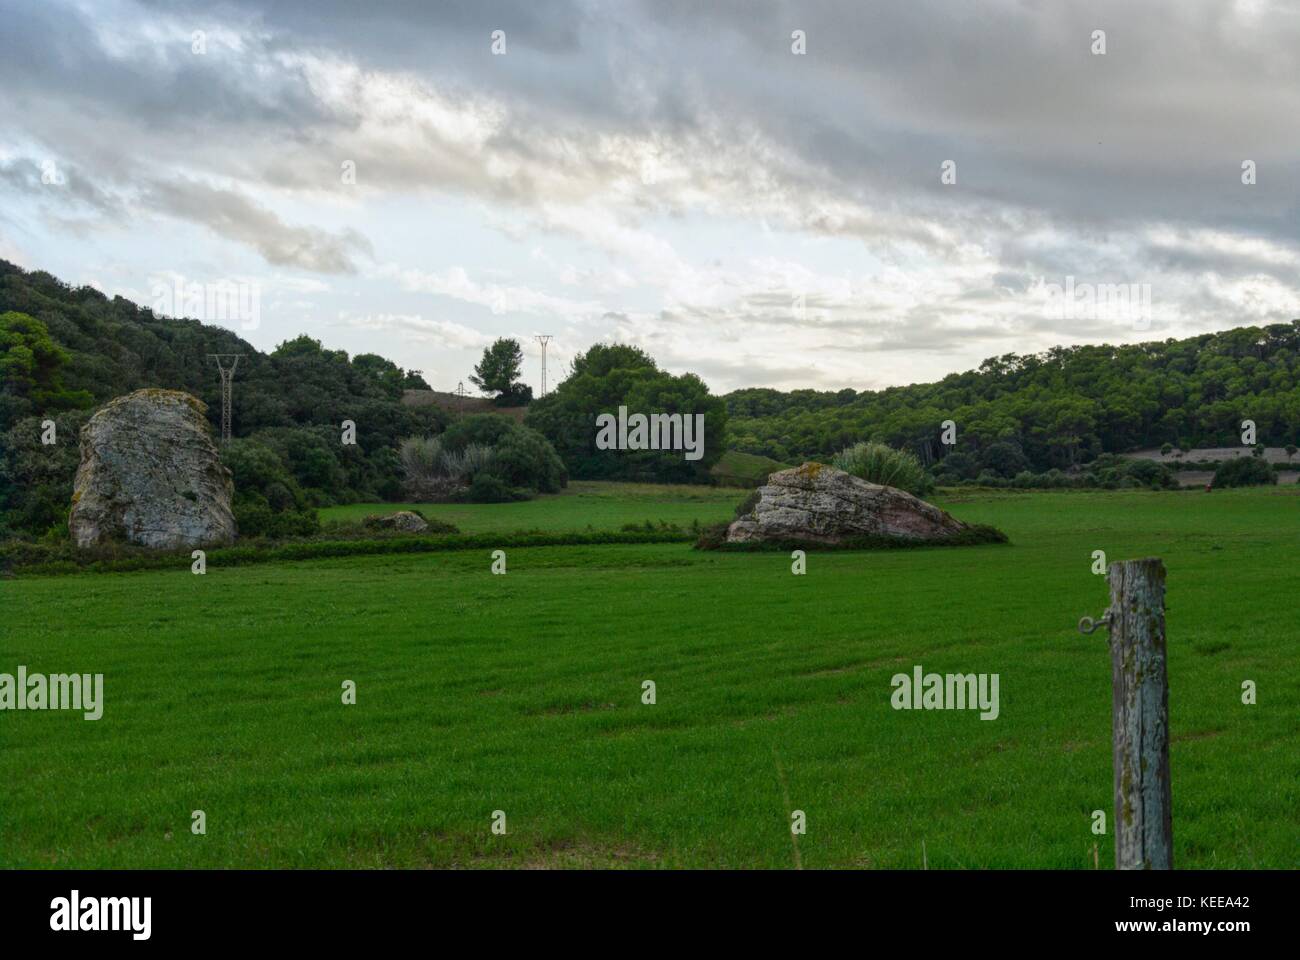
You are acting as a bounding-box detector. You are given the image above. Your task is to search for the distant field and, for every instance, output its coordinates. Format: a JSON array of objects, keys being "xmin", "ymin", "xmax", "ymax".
[
  {"xmin": 1124, "ymin": 447, "xmax": 1300, "ymax": 486},
  {"xmin": 3, "ymin": 487, "xmax": 1297, "ymax": 868},
  {"xmin": 1128, "ymin": 445, "xmax": 1300, "ymax": 465},
  {"xmin": 709, "ymin": 449, "xmax": 791, "ymax": 487},
  {"xmin": 400, "ymin": 389, "xmax": 527, "ymax": 423},
  {"xmin": 320, "ymin": 480, "xmax": 742, "ymax": 533}
]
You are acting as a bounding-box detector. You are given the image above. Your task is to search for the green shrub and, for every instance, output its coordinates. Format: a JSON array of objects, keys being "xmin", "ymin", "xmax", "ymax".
[
  {"xmin": 401, "ymin": 415, "xmax": 566, "ymax": 502},
  {"xmin": 734, "ymin": 488, "xmax": 762, "ymax": 519},
  {"xmin": 934, "ymin": 450, "xmax": 978, "ymax": 481},
  {"xmin": 978, "ymin": 440, "xmax": 1029, "ymax": 479},
  {"xmin": 619, "ymin": 520, "xmax": 686, "ymax": 534},
  {"xmin": 1213, "ymin": 456, "xmax": 1276, "ymax": 488},
  {"xmin": 458, "ymin": 473, "xmax": 526, "ymax": 503},
  {"xmin": 484, "ymin": 426, "xmax": 567, "ymax": 493},
  {"xmin": 694, "ymin": 522, "xmax": 730, "ymax": 550},
  {"xmin": 831, "ymin": 442, "xmax": 934, "ymax": 497},
  {"xmin": 39, "ymin": 505, "xmax": 71, "ymax": 543},
  {"xmin": 220, "ymin": 439, "xmax": 322, "ymax": 538},
  {"xmin": 439, "ymin": 413, "xmax": 518, "ymax": 452},
  {"xmin": 222, "ymin": 438, "xmax": 303, "ymax": 503},
  {"xmin": 0, "ymin": 410, "xmax": 91, "ymax": 538},
  {"xmin": 232, "ymin": 493, "xmax": 320, "ymax": 538},
  {"xmin": 1122, "ymin": 458, "xmax": 1178, "ymax": 489}
]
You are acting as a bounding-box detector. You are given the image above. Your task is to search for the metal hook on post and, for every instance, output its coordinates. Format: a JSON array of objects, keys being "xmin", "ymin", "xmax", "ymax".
[{"xmin": 1077, "ymin": 610, "xmax": 1112, "ymax": 635}]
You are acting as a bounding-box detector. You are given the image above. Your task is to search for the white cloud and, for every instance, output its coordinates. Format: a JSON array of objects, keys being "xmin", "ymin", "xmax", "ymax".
[
  {"xmin": 3, "ymin": 0, "xmax": 1299, "ymax": 392},
  {"xmin": 377, "ymin": 263, "xmax": 603, "ymax": 319},
  {"xmin": 334, "ymin": 311, "xmax": 495, "ymax": 350}
]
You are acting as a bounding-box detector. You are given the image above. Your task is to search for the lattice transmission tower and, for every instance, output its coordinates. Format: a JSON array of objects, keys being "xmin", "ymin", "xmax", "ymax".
[
  {"xmin": 535, "ymin": 335, "xmax": 553, "ymax": 397},
  {"xmin": 207, "ymin": 354, "xmax": 242, "ymax": 442}
]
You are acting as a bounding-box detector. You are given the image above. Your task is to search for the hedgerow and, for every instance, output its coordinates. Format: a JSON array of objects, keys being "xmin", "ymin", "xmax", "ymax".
[{"xmin": 1, "ymin": 528, "xmax": 695, "ymax": 576}]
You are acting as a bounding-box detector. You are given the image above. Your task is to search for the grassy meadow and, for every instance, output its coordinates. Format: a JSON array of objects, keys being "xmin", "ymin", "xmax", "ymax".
[
  {"xmin": 2, "ymin": 484, "xmax": 1297, "ymax": 868},
  {"xmin": 319, "ymin": 480, "xmax": 740, "ymax": 533}
]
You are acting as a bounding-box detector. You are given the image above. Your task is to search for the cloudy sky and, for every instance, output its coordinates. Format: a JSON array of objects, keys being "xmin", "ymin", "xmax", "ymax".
[{"xmin": 2, "ymin": 0, "xmax": 1298, "ymax": 395}]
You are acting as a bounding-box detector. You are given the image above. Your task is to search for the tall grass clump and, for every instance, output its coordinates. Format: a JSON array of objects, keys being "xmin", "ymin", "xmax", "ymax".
[
  {"xmin": 399, "ymin": 435, "xmax": 444, "ymax": 479},
  {"xmin": 440, "ymin": 443, "xmax": 495, "ymax": 482},
  {"xmin": 831, "ymin": 442, "xmax": 933, "ymax": 498},
  {"xmin": 398, "ymin": 418, "xmax": 566, "ymax": 502},
  {"xmin": 400, "ymin": 436, "xmax": 495, "ymax": 498},
  {"xmin": 400, "ymin": 437, "xmax": 495, "ymax": 482}
]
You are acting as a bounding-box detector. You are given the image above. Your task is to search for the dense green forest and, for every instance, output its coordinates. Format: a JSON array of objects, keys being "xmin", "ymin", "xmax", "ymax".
[
  {"xmin": 4, "ymin": 255, "xmax": 1298, "ymax": 538},
  {"xmin": 724, "ymin": 324, "xmax": 1300, "ymax": 475},
  {"xmin": 0, "ymin": 260, "xmax": 443, "ymax": 537}
]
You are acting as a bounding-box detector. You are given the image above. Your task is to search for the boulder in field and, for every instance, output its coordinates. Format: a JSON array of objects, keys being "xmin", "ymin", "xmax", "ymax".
[
  {"xmin": 363, "ymin": 510, "xmax": 429, "ymax": 533},
  {"xmin": 727, "ymin": 462, "xmax": 968, "ymax": 545},
  {"xmin": 69, "ymin": 389, "xmax": 236, "ymax": 550}
]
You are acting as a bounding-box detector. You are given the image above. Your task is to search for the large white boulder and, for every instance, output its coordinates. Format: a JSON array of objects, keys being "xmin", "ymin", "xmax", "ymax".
[
  {"xmin": 69, "ymin": 389, "xmax": 236, "ymax": 549},
  {"xmin": 727, "ymin": 462, "xmax": 968, "ymax": 544}
]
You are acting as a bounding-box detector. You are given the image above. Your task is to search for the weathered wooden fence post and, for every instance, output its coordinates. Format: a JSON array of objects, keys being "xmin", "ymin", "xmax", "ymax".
[{"xmin": 1108, "ymin": 558, "xmax": 1172, "ymax": 870}]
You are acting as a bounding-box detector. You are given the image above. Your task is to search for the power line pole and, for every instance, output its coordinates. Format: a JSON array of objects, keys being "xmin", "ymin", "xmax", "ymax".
[
  {"xmin": 207, "ymin": 354, "xmax": 242, "ymax": 442},
  {"xmin": 535, "ymin": 335, "xmax": 553, "ymax": 397}
]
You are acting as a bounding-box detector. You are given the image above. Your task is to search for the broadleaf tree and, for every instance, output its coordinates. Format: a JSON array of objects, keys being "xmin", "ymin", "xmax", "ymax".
[{"xmin": 524, "ymin": 343, "xmax": 727, "ymax": 483}]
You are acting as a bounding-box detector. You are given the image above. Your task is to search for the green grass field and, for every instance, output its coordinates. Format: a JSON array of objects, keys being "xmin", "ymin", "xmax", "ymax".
[
  {"xmin": 319, "ymin": 480, "xmax": 740, "ymax": 533},
  {"xmin": 3, "ymin": 485, "xmax": 1297, "ymax": 868}
]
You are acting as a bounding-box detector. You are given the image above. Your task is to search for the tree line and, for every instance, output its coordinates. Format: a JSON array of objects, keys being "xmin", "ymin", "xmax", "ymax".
[
  {"xmin": 6, "ymin": 256, "xmax": 1297, "ymax": 538},
  {"xmin": 724, "ymin": 324, "xmax": 1300, "ymax": 476},
  {"xmin": 0, "ymin": 261, "xmax": 729, "ymax": 540},
  {"xmin": 0, "ymin": 261, "xmax": 443, "ymax": 537}
]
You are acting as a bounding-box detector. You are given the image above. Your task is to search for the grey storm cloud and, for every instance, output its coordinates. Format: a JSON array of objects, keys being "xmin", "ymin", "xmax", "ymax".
[
  {"xmin": 0, "ymin": 0, "xmax": 331, "ymax": 132},
  {"xmin": 141, "ymin": 179, "xmax": 373, "ymax": 274},
  {"xmin": 1, "ymin": 0, "xmax": 1298, "ymax": 390},
  {"xmin": 0, "ymin": 152, "xmax": 371, "ymax": 274},
  {"xmin": 0, "ymin": 158, "xmax": 127, "ymax": 221},
  {"xmin": 5, "ymin": 0, "xmax": 1298, "ymax": 236}
]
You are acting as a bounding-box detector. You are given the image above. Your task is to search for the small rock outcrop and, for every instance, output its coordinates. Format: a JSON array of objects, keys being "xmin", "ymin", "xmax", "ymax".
[
  {"xmin": 69, "ymin": 389, "xmax": 236, "ymax": 550},
  {"xmin": 363, "ymin": 510, "xmax": 429, "ymax": 533},
  {"xmin": 727, "ymin": 462, "xmax": 968, "ymax": 544}
]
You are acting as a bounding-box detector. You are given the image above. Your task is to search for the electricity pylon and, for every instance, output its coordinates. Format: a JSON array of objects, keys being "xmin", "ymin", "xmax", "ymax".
[
  {"xmin": 207, "ymin": 354, "xmax": 242, "ymax": 442},
  {"xmin": 535, "ymin": 335, "xmax": 553, "ymax": 397}
]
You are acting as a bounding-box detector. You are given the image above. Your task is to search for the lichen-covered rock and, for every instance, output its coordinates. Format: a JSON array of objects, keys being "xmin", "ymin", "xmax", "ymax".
[
  {"xmin": 727, "ymin": 462, "xmax": 967, "ymax": 544},
  {"xmin": 69, "ymin": 389, "xmax": 236, "ymax": 550},
  {"xmin": 363, "ymin": 510, "xmax": 429, "ymax": 533}
]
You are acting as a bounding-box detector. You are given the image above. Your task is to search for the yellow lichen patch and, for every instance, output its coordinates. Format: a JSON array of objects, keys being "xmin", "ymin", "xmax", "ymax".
[
  {"xmin": 796, "ymin": 461, "xmax": 825, "ymax": 479},
  {"xmin": 128, "ymin": 387, "xmax": 208, "ymax": 414}
]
